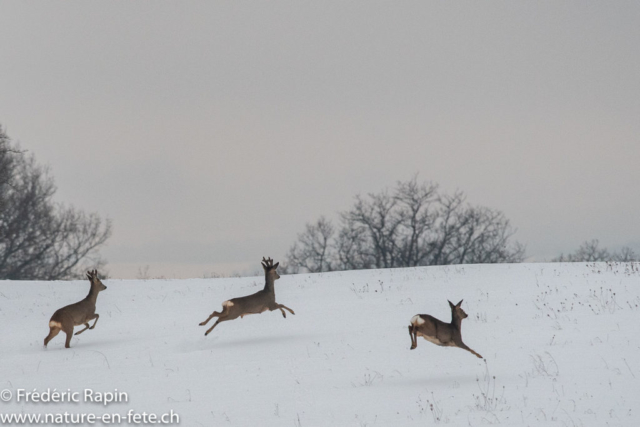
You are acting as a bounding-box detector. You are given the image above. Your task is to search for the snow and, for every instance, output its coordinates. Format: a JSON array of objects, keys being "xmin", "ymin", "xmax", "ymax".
[{"xmin": 1, "ymin": 262, "xmax": 639, "ymax": 426}]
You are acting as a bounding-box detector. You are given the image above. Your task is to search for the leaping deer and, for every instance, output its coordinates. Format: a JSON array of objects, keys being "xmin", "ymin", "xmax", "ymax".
[
  {"xmin": 408, "ymin": 299, "xmax": 483, "ymax": 358},
  {"xmin": 199, "ymin": 257, "xmax": 295, "ymax": 336},
  {"xmin": 44, "ymin": 270, "xmax": 107, "ymax": 349}
]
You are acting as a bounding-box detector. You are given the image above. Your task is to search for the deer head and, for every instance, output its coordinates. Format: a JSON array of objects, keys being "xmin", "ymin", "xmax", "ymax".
[
  {"xmin": 261, "ymin": 257, "xmax": 280, "ymax": 281},
  {"xmin": 448, "ymin": 299, "xmax": 467, "ymax": 319},
  {"xmin": 87, "ymin": 270, "xmax": 107, "ymax": 291}
]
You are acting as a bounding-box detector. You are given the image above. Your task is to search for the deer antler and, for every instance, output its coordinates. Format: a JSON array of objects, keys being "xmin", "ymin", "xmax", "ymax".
[
  {"xmin": 262, "ymin": 257, "xmax": 274, "ymax": 269},
  {"xmin": 86, "ymin": 270, "xmax": 99, "ymax": 281}
]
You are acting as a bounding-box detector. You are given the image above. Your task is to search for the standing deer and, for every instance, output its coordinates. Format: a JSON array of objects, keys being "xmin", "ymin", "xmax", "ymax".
[
  {"xmin": 44, "ymin": 270, "xmax": 107, "ymax": 349},
  {"xmin": 408, "ymin": 299, "xmax": 482, "ymax": 358},
  {"xmin": 199, "ymin": 257, "xmax": 295, "ymax": 336}
]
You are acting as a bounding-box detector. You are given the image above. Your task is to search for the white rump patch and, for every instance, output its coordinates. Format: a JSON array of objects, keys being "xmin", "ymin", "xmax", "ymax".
[
  {"xmin": 410, "ymin": 315, "xmax": 425, "ymax": 326},
  {"xmin": 49, "ymin": 321, "xmax": 62, "ymax": 329},
  {"xmin": 222, "ymin": 301, "xmax": 234, "ymax": 308}
]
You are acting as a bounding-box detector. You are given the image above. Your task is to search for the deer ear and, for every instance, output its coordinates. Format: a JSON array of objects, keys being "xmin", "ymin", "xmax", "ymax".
[
  {"xmin": 273, "ymin": 262, "xmax": 279, "ymax": 269},
  {"xmin": 448, "ymin": 300, "xmax": 454, "ymax": 309},
  {"xmin": 457, "ymin": 299, "xmax": 463, "ymax": 307},
  {"xmin": 261, "ymin": 262, "xmax": 267, "ymax": 270}
]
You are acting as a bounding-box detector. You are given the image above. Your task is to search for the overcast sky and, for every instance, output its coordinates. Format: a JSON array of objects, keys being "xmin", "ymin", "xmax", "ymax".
[{"xmin": 1, "ymin": 2, "xmax": 639, "ymax": 278}]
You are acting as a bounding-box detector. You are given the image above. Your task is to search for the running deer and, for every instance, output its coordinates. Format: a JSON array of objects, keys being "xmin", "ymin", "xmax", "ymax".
[
  {"xmin": 199, "ymin": 257, "xmax": 295, "ymax": 336},
  {"xmin": 408, "ymin": 299, "xmax": 483, "ymax": 358},
  {"xmin": 44, "ymin": 270, "xmax": 107, "ymax": 349}
]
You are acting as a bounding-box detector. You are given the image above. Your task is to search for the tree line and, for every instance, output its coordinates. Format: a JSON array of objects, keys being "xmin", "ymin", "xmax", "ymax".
[
  {"xmin": 552, "ymin": 239, "xmax": 637, "ymax": 263},
  {"xmin": 284, "ymin": 177, "xmax": 639, "ymax": 273},
  {"xmin": 1, "ymin": 124, "xmax": 637, "ymax": 280}
]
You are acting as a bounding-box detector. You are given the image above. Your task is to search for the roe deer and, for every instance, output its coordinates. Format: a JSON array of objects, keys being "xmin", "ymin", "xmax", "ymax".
[
  {"xmin": 199, "ymin": 257, "xmax": 295, "ymax": 336},
  {"xmin": 408, "ymin": 299, "xmax": 482, "ymax": 358},
  {"xmin": 44, "ymin": 270, "xmax": 107, "ymax": 349}
]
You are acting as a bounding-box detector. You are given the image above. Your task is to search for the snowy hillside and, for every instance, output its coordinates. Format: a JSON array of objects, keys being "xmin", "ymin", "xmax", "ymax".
[{"xmin": 1, "ymin": 263, "xmax": 639, "ymax": 426}]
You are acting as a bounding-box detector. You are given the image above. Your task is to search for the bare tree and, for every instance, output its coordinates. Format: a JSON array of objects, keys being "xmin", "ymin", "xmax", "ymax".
[
  {"xmin": 286, "ymin": 176, "xmax": 524, "ymax": 273},
  {"xmin": 441, "ymin": 205, "xmax": 525, "ymax": 264},
  {"xmin": 553, "ymin": 240, "xmax": 638, "ymax": 262},
  {"xmin": 0, "ymin": 126, "xmax": 112, "ymax": 280},
  {"xmin": 612, "ymin": 246, "xmax": 639, "ymax": 262},
  {"xmin": 286, "ymin": 217, "xmax": 335, "ymax": 273}
]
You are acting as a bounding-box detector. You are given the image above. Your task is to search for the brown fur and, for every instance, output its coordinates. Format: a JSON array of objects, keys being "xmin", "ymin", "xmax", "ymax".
[
  {"xmin": 44, "ymin": 270, "xmax": 107, "ymax": 349},
  {"xmin": 408, "ymin": 299, "xmax": 482, "ymax": 358},
  {"xmin": 199, "ymin": 257, "xmax": 295, "ymax": 336}
]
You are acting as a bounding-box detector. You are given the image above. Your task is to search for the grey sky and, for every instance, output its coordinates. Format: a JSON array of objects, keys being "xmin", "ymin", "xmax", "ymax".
[{"xmin": 1, "ymin": 2, "xmax": 639, "ymax": 278}]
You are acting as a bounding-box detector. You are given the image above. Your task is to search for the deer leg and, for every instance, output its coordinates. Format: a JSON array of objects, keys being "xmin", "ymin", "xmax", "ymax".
[
  {"xmin": 456, "ymin": 340, "xmax": 483, "ymax": 359},
  {"xmin": 408, "ymin": 326, "xmax": 414, "ymax": 349},
  {"xmin": 199, "ymin": 310, "xmax": 222, "ymax": 326},
  {"xmin": 278, "ymin": 304, "xmax": 295, "ymax": 316},
  {"xmin": 89, "ymin": 314, "xmax": 99, "ymax": 329},
  {"xmin": 464, "ymin": 346, "xmax": 483, "ymax": 359},
  {"xmin": 409, "ymin": 325, "xmax": 418, "ymax": 350},
  {"xmin": 75, "ymin": 323, "xmax": 91, "ymax": 335},
  {"xmin": 268, "ymin": 303, "xmax": 294, "ymax": 318},
  {"xmin": 76, "ymin": 314, "xmax": 99, "ymax": 335},
  {"xmin": 205, "ymin": 316, "xmax": 230, "ymax": 336},
  {"xmin": 63, "ymin": 326, "xmax": 74, "ymax": 349},
  {"xmin": 44, "ymin": 327, "xmax": 60, "ymax": 347}
]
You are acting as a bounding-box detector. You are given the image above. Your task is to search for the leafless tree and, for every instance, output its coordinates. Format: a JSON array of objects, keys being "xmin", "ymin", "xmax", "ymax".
[
  {"xmin": 612, "ymin": 246, "xmax": 639, "ymax": 262},
  {"xmin": 286, "ymin": 176, "xmax": 524, "ymax": 273},
  {"xmin": 553, "ymin": 240, "xmax": 638, "ymax": 262},
  {"xmin": 437, "ymin": 204, "xmax": 525, "ymax": 265},
  {"xmin": 286, "ymin": 216, "xmax": 335, "ymax": 273},
  {"xmin": 0, "ymin": 126, "xmax": 112, "ymax": 280}
]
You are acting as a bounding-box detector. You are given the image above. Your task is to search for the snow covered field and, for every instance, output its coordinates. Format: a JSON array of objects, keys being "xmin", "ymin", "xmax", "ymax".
[{"xmin": 1, "ymin": 262, "xmax": 639, "ymax": 426}]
